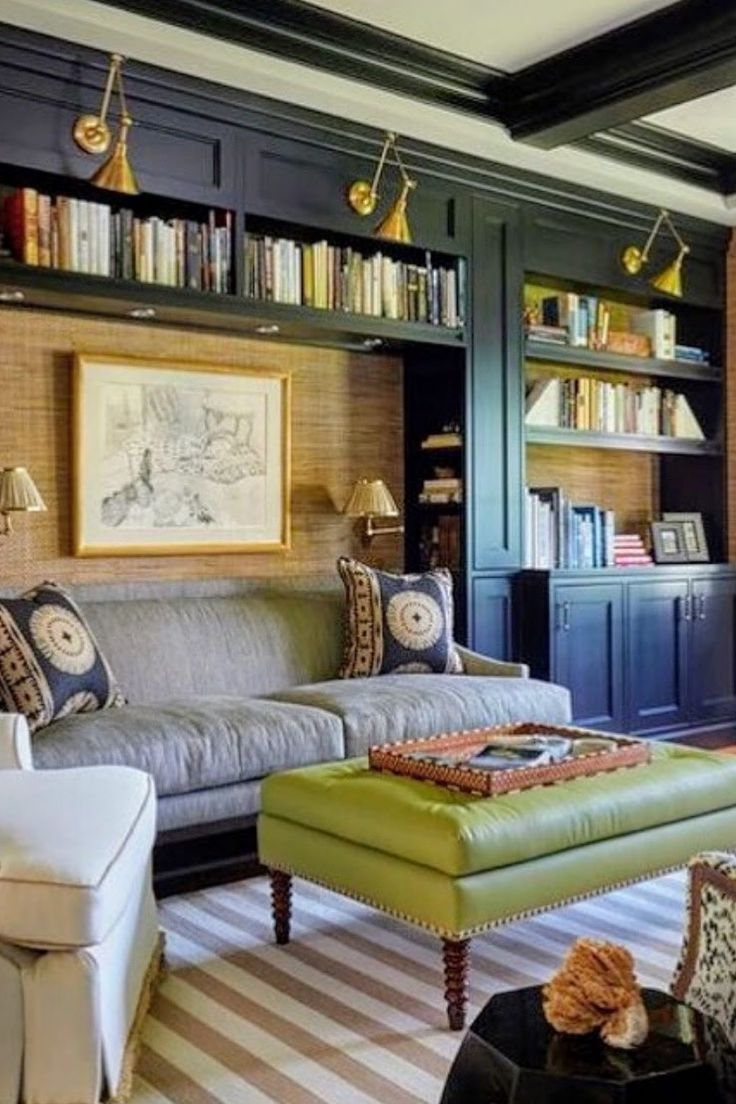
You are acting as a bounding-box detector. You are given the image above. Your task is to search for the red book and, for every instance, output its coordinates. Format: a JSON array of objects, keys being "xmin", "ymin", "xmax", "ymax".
[{"xmin": 2, "ymin": 188, "xmax": 39, "ymax": 264}]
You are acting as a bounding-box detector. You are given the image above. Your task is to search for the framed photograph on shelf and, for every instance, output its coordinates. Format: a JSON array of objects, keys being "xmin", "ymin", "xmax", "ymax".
[
  {"xmin": 650, "ymin": 520, "xmax": 689, "ymax": 564},
  {"xmin": 662, "ymin": 512, "xmax": 710, "ymax": 563},
  {"xmin": 73, "ymin": 354, "xmax": 291, "ymax": 556}
]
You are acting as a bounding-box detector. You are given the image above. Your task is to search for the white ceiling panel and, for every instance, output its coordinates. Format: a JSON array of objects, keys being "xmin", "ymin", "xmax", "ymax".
[
  {"xmin": 645, "ymin": 88, "xmax": 736, "ymax": 153},
  {"xmin": 306, "ymin": 0, "xmax": 676, "ymax": 71}
]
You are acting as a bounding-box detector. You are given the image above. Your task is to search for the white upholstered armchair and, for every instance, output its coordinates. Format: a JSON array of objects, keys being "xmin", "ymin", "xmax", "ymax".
[{"xmin": 0, "ymin": 714, "xmax": 162, "ymax": 1104}]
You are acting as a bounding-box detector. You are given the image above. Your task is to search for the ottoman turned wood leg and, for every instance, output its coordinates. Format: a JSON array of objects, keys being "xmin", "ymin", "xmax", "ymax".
[
  {"xmin": 442, "ymin": 937, "xmax": 470, "ymax": 1030},
  {"xmin": 270, "ymin": 869, "xmax": 292, "ymax": 945}
]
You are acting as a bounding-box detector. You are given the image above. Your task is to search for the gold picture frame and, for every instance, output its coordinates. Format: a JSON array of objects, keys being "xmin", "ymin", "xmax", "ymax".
[{"xmin": 73, "ymin": 353, "xmax": 291, "ymax": 556}]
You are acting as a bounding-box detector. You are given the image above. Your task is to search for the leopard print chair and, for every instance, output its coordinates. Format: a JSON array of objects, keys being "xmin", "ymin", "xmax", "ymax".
[{"xmin": 672, "ymin": 852, "xmax": 736, "ymax": 1095}]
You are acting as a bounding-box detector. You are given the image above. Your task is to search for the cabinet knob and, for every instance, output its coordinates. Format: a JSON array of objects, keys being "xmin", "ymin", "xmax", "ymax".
[
  {"xmin": 563, "ymin": 601, "xmax": 571, "ymax": 632},
  {"xmin": 679, "ymin": 595, "xmax": 691, "ymax": 621},
  {"xmin": 698, "ymin": 594, "xmax": 707, "ymax": 621}
]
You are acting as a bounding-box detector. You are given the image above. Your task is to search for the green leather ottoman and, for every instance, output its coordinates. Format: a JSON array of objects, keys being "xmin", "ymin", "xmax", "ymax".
[{"xmin": 258, "ymin": 742, "xmax": 736, "ymax": 1029}]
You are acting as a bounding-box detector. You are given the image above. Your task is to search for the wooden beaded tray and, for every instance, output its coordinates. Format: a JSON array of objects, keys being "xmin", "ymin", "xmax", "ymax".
[{"xmin": 368, "ymin": 722, "xmax": 651, "ymax": 797}]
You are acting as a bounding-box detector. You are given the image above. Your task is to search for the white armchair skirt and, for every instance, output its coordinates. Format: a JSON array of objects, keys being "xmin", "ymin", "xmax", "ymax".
[{"xmin": 0, "ymin": 720, "xmax": 162, "ymax": 1104}]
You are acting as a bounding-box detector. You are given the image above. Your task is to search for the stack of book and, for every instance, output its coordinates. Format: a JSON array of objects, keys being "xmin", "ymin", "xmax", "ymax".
[
  {"xmin": 613, "ymin": 534, "xmax": 653, "ymax": 567},
  {"xmin": 420, "ymin": 429, "xmax": 462, "ymax": 449},
  {"xmin": 525, "ymin": 323, "xmax": 568, "ymax": 346},
  {"xmin": 525, "ymin": 487, "xmax": 615, "ymax": 569},
  {"xmin": 244, "ymin": 234, "xmax": 466, "ymax": 328},
  {"xmin": 675, "ymin": 344, "xmax": 711, "ymax": 365},
  {"xmin": 419, "ymin": 476, "xmax": 463, "ymax": 504},
  {"xmin": 525, "ymin": 375, "xmax": 704, "ymax": 439},
  {"xmin": 1, "ymin": 186, "xmax": 233, "ymax": 291}
]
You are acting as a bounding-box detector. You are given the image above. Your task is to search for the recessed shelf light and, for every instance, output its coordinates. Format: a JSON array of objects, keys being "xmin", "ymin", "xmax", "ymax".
[
  {"xmin": 362, "ymin": 337, "xmax": 383, "ymax": 349},
  {"xmin": 0, "ymin": 289, "xmax": 25, "ymax": 303},
  {"xmin": 254, "ymin": 324, "xmax": 280, "ymax": 335},
  {"xmin": 128, "ymin": 306, "xmax": 156, "ymax": 320}
]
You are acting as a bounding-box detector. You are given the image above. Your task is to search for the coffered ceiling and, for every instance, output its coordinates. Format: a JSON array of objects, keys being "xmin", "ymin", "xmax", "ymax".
[
  {"xmin": 3, "ymin": 0, "xmax": 736, "ymax": 222},
  {"xmin": 306, "ymin": 0, "xmax": 675, "ymax": 71}
]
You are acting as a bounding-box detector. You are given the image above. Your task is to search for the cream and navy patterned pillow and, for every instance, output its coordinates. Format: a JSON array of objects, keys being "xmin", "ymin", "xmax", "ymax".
[
  {"xmin": 337, "ymin": 557, "xmax": 463, "ymax": 678},
  {"xmin": 0, "ymin": 582, "xmax": 124, "ymax": 734}
]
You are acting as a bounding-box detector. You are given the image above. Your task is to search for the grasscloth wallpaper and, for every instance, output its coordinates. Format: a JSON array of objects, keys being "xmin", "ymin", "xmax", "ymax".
[{"xmin": 0, "ymin": 308, "xmax": 404, "ymax": 587}]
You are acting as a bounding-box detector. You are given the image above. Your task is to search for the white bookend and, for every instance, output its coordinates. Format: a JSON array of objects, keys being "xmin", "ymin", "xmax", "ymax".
[
  {"xmin": 525, "ymin": 378, "xmax": 561, "ymax": 427},
  {"xmin": 674, "ymin": 394, "xmax": 705, "ymax": 440}
]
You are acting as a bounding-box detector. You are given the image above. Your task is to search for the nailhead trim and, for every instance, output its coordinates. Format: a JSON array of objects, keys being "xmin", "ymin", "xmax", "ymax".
[{"xmin": 267, "ymin": 861, "xmax": 684, "ymax": 940}]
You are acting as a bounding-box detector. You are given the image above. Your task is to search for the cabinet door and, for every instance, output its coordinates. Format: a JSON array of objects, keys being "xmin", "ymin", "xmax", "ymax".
[
  {"xmin": 690, "ymin": 576, "xmax": 736, "ymax": 723},
  {"xmin": 469, "ymin": 196, "xmax": 522, "ymax": 570},
  {"xmin": 471, "ymin": 576, "xmax": 512, "ymax": 660},
  {"xmin": 626, "ymin": 580, "xmax": 689, "ymax": 735},
  {"xmin": 553, "ymin": 584, "xmax": 624, "ymax": 731}
]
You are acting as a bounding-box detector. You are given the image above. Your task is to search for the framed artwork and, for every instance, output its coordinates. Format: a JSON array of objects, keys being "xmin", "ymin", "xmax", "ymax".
[
  {"xmin": 650, "ymin": 520, "xmax": 689, "ymax": 564},
  {"xmin": 73, "ymin": 354, "xmax": 290, "ymax": 556},
  {"xmin": 663, "ymin": 512, "xmax": 710, "ymax": 563}
]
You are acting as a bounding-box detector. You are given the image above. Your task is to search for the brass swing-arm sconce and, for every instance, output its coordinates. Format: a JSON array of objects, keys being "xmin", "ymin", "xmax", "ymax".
[
  {"xmin": 621, "ymin": 208, "xmax": 690, "ymax": 298},
  {"xmin": 73, "ymin": 52, "xmax": 140, "ymax": 195},
  {"xmin": 344, "ymin": 478, "xmax": 405, "ymax": 543},
  {"xmin": 347, "ymin": 132, "xmax": 417, "ymax": 244}
]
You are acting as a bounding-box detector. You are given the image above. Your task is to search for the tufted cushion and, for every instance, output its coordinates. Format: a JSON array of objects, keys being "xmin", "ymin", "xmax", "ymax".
[
  {"xmin": 0, "ymin": 765, "xmax": 155, "ymax": 947},
  {"xmin": 337, "ymin": 557, "xmax": 462, "ymax": 678},
  {"xmin": 0, "ymin": 582, "xmax": 124, "ymax": 734}
]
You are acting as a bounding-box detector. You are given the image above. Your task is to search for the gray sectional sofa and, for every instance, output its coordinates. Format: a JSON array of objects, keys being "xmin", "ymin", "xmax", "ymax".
[{"xmin": 1, "ymin": 577, "xmax": 572, "ymax": 834}]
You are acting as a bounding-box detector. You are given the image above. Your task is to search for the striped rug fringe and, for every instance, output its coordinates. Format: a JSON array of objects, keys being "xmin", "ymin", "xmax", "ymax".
[{"xmin": 133, "ymin": 870, "xmax": 687, "ymax": 1104}]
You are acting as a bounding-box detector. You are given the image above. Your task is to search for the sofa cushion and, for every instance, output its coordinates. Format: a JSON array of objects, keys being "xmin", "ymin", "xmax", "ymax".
[
  {"xmin": 337, "ymin": 558, "xmax": 462, "ymax": 677},
  {"xmin": 268, "ymin": 674, "xmax": 572, "ymax": 756},
  {"xmin": 0, "ymin": 582, "xmax": 124, "ymax": 734},
  {"xmin": 0, "ymin": 765, "xmax": 154, "ymax": 947},
  {"xmin": 32, "ymin": 696, "xmax": 345, "ymax": 797}
]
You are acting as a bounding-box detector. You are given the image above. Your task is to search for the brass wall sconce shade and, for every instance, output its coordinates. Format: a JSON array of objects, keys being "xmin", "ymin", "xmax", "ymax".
[
  {"xmin": 344, "ymin": 478, "xmax": 405, "ymax": 541},
  {"xmin": 73, "ymin": 53, "xmax": 140, "ymax": 195},
  {"xmin": 621, "ymin": 209, "xmax": 690, "ymax": 297},
  {"xmin": 0, "ymin": 467, "xmax": 46, "ymax": 535},
  {"xmin": 347, "ymin": 132, "xmax": 418, "ymax": 244}
]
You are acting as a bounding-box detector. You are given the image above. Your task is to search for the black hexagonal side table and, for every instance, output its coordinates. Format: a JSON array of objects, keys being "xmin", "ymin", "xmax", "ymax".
[{"xmin": 440, "ymin": 986, "xmax": 727, "ymax": 1104}]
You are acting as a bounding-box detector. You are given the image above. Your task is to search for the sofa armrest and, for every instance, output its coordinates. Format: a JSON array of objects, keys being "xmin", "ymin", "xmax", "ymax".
[
  {"xmin": 0, "ymin": 715, "xmax": 33, "ymax": 770},
  {"xmin": 456, "ymin": 645, "xmax": 529, "ymax": 679}
]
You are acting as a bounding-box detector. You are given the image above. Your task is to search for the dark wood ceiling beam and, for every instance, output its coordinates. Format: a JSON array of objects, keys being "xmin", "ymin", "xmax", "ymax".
[
  {"xmin": 576, "ymin": 122, "xmax": 736, "ymax": 193},
  {"xmin": 506, "ymin": 0, "xmax": 736, "ymax": 147},
  {"xmin": 96, "ymin": 0, "xmax": 504, "ymax": 116}
]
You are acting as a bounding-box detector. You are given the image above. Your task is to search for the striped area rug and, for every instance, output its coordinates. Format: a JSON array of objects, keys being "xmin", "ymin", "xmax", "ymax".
[{"xmin": 132, "ymin": 870, "xmax": 687, "ymax": 1104}]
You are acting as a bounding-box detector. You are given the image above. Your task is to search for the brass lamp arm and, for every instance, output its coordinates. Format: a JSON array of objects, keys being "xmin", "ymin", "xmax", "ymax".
[
  {"xmin": 365, "ymin": 516, "xmax": 405, "ymax": 541},
  {"xmin": 368, "ymin": 132, "xmax": 395, "ymax": 200},
  {"xmin": 99, "ymin": 53, "xmax": 123, "ymax": 126},
  {"xmin": 640, "ymin": 209, "xmax": 688, "ymax": 264}
]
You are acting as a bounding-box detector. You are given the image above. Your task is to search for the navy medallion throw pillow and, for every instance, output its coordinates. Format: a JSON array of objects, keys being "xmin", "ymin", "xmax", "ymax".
[
  {"xmin": 338, "ymin": 557, "xmax": 463, "ymax": 678},
  {"xmin": 0, "ymin": 582, "xmax": 125, "ymax": 734}
]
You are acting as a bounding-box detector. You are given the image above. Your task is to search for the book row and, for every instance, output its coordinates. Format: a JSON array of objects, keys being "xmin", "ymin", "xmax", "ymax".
[
  {"xmin": 244, "ymin": 234, "xmax": 466, "ymax": 328},
  {"xmin": 525, "ymin": 487, "xmax": 615, "ymax": 570},
  {"xmin": 533, "ymin": 295, "xmax": 682, "ymax": 359},
  {"xmin": 419, "ymin": 516, "xmax": 461, "ymax": 571},
  {"xmin": 0, "ymin": 188, "xmax": 233, "ymax": 292},
  {"xmin": 525, "ymin": 375, "xmax": 704, "ymax": 439}
]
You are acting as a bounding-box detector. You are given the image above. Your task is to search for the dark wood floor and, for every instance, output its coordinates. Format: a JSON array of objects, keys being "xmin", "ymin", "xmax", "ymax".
[{"xmin": 670, "ymin": 726, "xmax": 736, "ymax": 750}]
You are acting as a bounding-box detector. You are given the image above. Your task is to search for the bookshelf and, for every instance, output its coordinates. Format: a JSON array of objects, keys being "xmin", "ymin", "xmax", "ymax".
[
  {"xmin": 0, "ymin": 168, "xmax": 467, "ymax": 348},
  {"xmin": 523, "ymin": 277, "xmax": 725, "ymax": 568}
]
